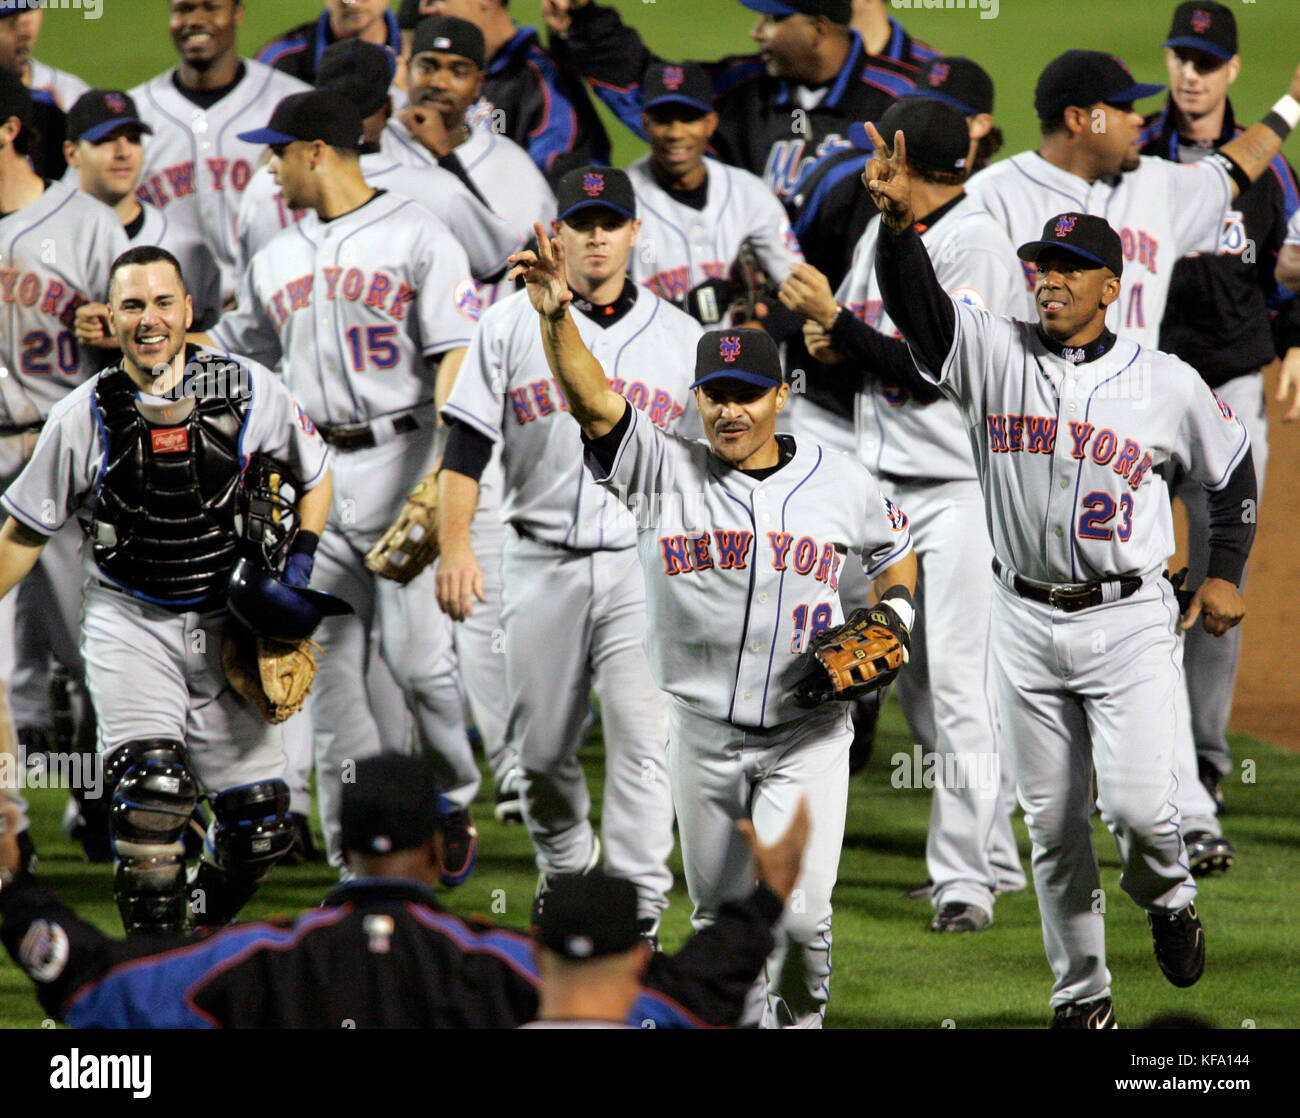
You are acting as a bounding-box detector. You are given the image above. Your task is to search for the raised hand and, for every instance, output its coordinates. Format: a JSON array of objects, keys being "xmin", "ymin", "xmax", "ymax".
[
  {"xmin": 507, "ymin": 222, "xmax": 574, "ymax": 321},
  {"xmin": 859, "ymin": 123, "xmax": 914, "ymax": 233}
]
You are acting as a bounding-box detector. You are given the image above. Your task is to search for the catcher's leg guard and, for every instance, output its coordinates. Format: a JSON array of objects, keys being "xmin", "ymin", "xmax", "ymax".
[
  {"xmin": 190, "ymin": 779, "xmax": 294, "ymax": 927},
  {"xmin": 105, "ymin": 739, "xmax": 199, "ymax": 936}
]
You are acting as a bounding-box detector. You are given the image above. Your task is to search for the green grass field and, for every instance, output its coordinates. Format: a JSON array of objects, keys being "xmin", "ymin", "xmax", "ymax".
[
  {"xmin": 4, "ymin": 702, "xmax": 1299, "ymax": 1029},
  {"xmin": 11, "ymin": 0, "xmax": 1300, "ymax": 1031}
]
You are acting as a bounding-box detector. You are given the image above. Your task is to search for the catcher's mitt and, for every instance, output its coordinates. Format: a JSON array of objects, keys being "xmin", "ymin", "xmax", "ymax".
[
  {"xmin": 365, "ymin": 476, "xmax": 439, "ymax": 584},
  {"xmin": 792, "ymin": 599, "xmax": 911, "ymax": 708},
  {"xmin": 222, "ymin": 623, "xmax": 320, "ymax": 725}
]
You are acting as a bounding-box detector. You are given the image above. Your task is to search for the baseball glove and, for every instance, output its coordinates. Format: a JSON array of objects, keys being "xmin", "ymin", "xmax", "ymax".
[
  {"xmin": 222, "ymin": 623, "xmax": 321, "ymax": 725},
  {"xmin": 792, "ymin": 595, "xmax": 912, "ymax": 708},
  {"xmin": 365, "ymin": 476, "xmax": 439, "ymax": 584}
]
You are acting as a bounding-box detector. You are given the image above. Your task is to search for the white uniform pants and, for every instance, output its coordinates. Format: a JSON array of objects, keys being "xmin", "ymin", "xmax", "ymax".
[
  {"xmin": 990, "ymin": 577, "xmax": 1197, "ymax": 1008},
  {"xmin": 669, "ymin": 699, "xmax": 851, "ymax": 1029}
]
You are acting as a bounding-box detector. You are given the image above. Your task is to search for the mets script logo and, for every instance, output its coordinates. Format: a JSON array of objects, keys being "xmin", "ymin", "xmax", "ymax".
[
  {"xmin": 582, "ymin": 172, "xmax": 605, "ymax": 197},
  {"xmin": 719, "ymin": 335, "xmax": 741, "ymax": 362},
  {"xmin": 1054, "ymin": 215, "xmax": 1078, "ymax": 238},
  {"xmin": 928, "ymin": 63, "xmax": 949, "ymax": 88},
  {"xmin": 663, "ymin": 65, "xmax": 685, "ymax": 91},
  {"xmin": 882, "ymin": 493, "xmax": 908, "ymax": 532},
  {"xmin": 105, "ymin": 93, "xmax": 127, "ymax": 114},
  {"xmin": 1192, "ymin": 8, "xmax": 1212, "ymax": 33}
]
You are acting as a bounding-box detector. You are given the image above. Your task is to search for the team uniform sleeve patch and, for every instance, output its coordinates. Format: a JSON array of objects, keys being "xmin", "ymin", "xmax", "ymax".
[{"xmin": 241, "ymin": 364, "xmax": 330, "ymax": 490}]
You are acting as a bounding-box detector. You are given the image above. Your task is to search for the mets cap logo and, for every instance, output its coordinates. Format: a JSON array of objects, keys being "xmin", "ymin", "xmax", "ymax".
[
  {"xmin": 105, "ymin": 93, "xmax": 127, "ymax": 114},
  {"xmin": 1054, "ymin": 215, "xmax": 1078, "ymax": 238},
  {"xmin": 928, "ymin": 62, "xmax": 949, "ymax": 88},
  {"xmin": 719, "ymin": 335, "xmax": 742, "ymax": 362},
  {"xmin": 582, "ymin": 172, "xmax": 605, "ymax": 197},
  {"xmin": 1192, "ymin": 8, "xmax": 1212, "ymax": 33},
  {"xmin": 663, "ymin": 65, "xmax": 685, "ymax": 91}
]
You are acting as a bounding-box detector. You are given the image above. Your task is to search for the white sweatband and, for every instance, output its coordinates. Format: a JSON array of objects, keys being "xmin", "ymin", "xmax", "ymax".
[
  {"xmin": 881, "ymin": 597, "xmax": 914, "ymax": 634},
  {"xmin": 1273, "ymin": 94, "xmax": 1300, "ymax": 130}
]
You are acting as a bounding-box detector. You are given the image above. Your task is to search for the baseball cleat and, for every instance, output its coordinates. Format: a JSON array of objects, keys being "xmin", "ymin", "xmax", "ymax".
[
  {"xmin": 1185, "ymin": 831, "xmax": 1235, "ymax": 878},
  {"xmin": 1050, "ymin": 996, "xmax": 1117, "ymax": 1030},
  {"xmin": 1149, "ymin": 902, "xmax": 1205, "ymax": 988},
  {"xmin": 905, "ymin": 878, "xmax": 934, "ymax": 900},
  {"xmin": 280, "ymin": 811, "xmax": 323, "ymax": 865},
  {"xmin": 532, "ymin": 836, "xmax": 602, "ymax": 926},
  {"xmin": 1198, "ymin": 760, "xmax": 1225, "ymax": 815},
  {"xmin": 637, "ymin": 916, "xmax": 661, "ymax": 952},
  {"xmin": 928, "ymin": 902, "xmax": 991, "ymax": 933},
  {"xmin": 494, "ymin": 768, "xmax": 524, "ymax": 825},
  {"xmin": 436, "ymin": 799, "xmax": 478, "ymax": 888}
]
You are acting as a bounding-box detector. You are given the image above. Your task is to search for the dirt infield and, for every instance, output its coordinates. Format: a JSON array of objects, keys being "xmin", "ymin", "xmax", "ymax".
[{"xmin": 1218, "ymin": 366, "xmax": 1300, "ymax": 752}]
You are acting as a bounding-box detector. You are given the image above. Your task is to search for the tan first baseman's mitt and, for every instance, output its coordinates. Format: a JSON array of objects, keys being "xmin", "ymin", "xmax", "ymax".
[
  {"xmin": 223, "ymin": 624, "xmax": 321, "ymax": 725},
  {"xmin": 365, "ymin": 477, "xmax": 439, "ymax": 584}
]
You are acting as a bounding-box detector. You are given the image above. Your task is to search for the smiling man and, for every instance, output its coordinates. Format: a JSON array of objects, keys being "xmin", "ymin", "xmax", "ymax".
[
  {"xmin": 502, "ymin": 215, "xmax": 916, "ymax": 1027},
  {"xmin": 128, "ymin": 0, "xmax": 309, "ymax": 302},
  {"xmin": 865, "ymin": 122, "xmax": 1257, "ymax": 1027},
  {"xmin": 624, "ymin": 61, "xmax": 803, "ymax": 326}
]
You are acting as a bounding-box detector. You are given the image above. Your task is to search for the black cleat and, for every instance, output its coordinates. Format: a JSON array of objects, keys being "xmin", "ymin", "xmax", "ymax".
[
  {"xmin": 637, "ymin": 916, "xmax": 661, "ymax": 952},
  {"xmin": 1198, "ymin": 760, "xmax": 1225, "ymax": 815},
  {"xmin": 494, "ymin": 768, "xmax": 524, "ymax": 825},
  {"xmin": 1149, "ymin": 903, "xmax": 1205, "ymax": 988},
  {"xmin": 1185, "ymin": 831, "xmax": 1234, "ymax": 878},
  {"xmin": 1051, "ymin": 996, "xmax": 1117, "ymax": 1029},
  {"xmin": 928, "ymin": 902, "xmax": 990, "ymax": 933},
  {"xmin": 532, "ymin": 837, "xmax": 601, "ymax": 926},
  {"xmin": 279, "ymin": 811, "xmax": 323, "ymax": 865},
  {"xmin": 437, "ymin": 801, "xmax": 478, "ymax": 888}
]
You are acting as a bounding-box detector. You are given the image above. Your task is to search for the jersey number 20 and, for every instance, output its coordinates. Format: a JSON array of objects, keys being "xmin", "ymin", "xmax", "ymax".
[{"xmin": 21, "ymin": 330, "xmax": 78, "ymax": 376}]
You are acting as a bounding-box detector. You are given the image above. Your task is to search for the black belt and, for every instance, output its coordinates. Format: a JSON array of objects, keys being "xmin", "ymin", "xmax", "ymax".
[
  {"xmin": 0, "ymin": 420, "xmax": 45, "ymax": 436},
  {"xmin": 992, "ymin": 557, "xmax": 1142, "ymax": 613},
  {"xmin": 317, "ymin": 413, "xmax": 420, "ymax": 451}
]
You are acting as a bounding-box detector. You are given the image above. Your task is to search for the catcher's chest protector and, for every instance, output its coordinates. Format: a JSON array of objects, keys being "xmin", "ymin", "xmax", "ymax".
[{"xmin": 91, "ymin": 358, "xmax": 250, "ymax": 604}]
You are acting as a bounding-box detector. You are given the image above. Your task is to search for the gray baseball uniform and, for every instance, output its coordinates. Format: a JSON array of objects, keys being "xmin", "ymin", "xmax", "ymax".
[
  {"xmin": 441, "ymin": 285, "xmax": 699, "ymax": 920},
  {"xmin": 208, "ymin": 190, "xmax": 480, "ymax": 866},
  {"xmin": 879, "ymin": 224, "xmax": 1251, "ymax": 1008},
  {"xmin": 590, "ymin": 401, "xmax": 913, "ymax": 1026},
  {"xmin": 962, "ymin": 149, "xmax": 1234, "ymax": 838},
  {"xmin": 129, "ymin": 59, "xmax": 309, "ymax": 300},
  {"xmin": 837, "ymin": 196, "xmax": 1026, "ymax": 918},
  {"xmin": 27, "ymin": 58, "xmax": 89, "ymax": 110}
]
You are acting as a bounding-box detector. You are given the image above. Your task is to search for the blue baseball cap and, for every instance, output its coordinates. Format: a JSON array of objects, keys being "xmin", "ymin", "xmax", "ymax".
[
  {"xmin": 238, "ymin": 91, "xmax": 363, "ymax": 149},
  {"xmin": 737, "ymin": 0, "xmax": 851, "ymax": 23},
  {"xmin": 67, "ymin": 90, "xmax": 154, "ymax": 144},
  {"xmin": 691, "ymin": 328, "xmax": 784, "ymax": 390},
  {"xmin": 1035, "ymin": 50, "xmax": 1164, "ymax": 121},
  {"xmin": 643, "ymin": 62, "xmax": 714, "ymax": 117},
  {"xmin": 1163, "ymin": 2, "xmax": 1237, "ymax": 63},
  {"xmin": 555, "ymin": 165, "xmax": 637, "ymax": 223}
]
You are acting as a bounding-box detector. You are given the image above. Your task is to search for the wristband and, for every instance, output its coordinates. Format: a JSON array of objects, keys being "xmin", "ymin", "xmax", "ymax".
[
  {"xmin": 289, "ymin": 529, "xmax": 320, "ymax": 558},
  {"xmin": 1273, "ymin": 93, "xmax": 1300, "ymax": 129},
  {"xmin": 1205, "ymin": 150, "xmax": 1251, "ymax": 194}
]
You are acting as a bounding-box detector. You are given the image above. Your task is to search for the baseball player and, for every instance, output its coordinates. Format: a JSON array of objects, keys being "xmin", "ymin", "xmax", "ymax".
[
  {"xmin": 544, "ymin": 0, "xmax": 915, "ymax": 200},
  {"xmin": 258, "ymin": 0, "xmax": 402, "ymax": 86},
  {"xmin": 1278, "ymin": 207, "xmax": 1300, "ymax": 301},
  {"xmin": 200, "ymin": 91, "xmax": 482, "ymax": 876},
  {"xmin": 0, "ymin": 244, "xmax": 333, "ymax": 934},
  {"xmin": 505, "ymin": 224, "xmax": 917, "ymax": 1025},
  {"xmin": 779, "ymin": 98, "xmax": 1025, "ymax": 933},
  {"xmin": 4, "ymin": 0, "xmax": 88, "ymax": 110},
  {"xmin": 624, "ymin": 61, "xmax": 804, "ymax": 326},
  {"xmin": 1140, "ymin": 2, "xmax": 1300, "ymax": 819},
  {"xmin": 401, "ymin": 0, "xmax": 611, "ymax": 183},
  {"xmin": 436, "ymin": 168, "xmax": 700, "ymax": 937},
  {"xmin": 0, "ymin": 72, "xmax": 128, "ymax": 805},
  {"xmin": 848, "ymin": 0, "xmax": 940, "ymax": 64},
  {"xmin": 0, "ymin": 0, "xmax": 66, "ymax": 177},
  {"xmin": 129, "ymin": 0, "xmax": 310, "ymax": 302},
  {"xmin": 866, "ymin": 122, "xmax": 1257, "ymax": 1026},
  {"xmin": 962, "ymin": 47, "xmax": 1300, "ymax": 873},
  {"xmin": 234, "ymin": 38, "xmax": 519, "ymax": 287}
]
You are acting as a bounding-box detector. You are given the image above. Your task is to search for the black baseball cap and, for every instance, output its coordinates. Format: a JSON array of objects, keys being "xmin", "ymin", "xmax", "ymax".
[
  {"xmin": 908, "ymin": 57, "xmax": 994, "ymax": 117},
  {"xmin": 340, "ymin": 756, "xmax": 440, "ymax": 856},
  {"xmin": 1017, "ymin": 212, "xmax": 1124, "ymax": 277},
  {"xmin": 691, "ymin": 328, "xmax": 784, "ymax": 390},
  {"xmin": 411, "ymin": 15, "xmax": 486, "ymax": 71},
  {"xmin": 317, "ymin": 40, "xmax": 397, "ymax": 120},
  {"xmin": 555, "ymin": 165, "xmax": 637, "ymax": 223},
  {"xmin": 66, "ymin": 90, "xmax": 154, "ymax": 144},
  {"xmin": 737, "ymin": 0, "xmax": 851, "ymax": 25},
  {"xmin": 536, "ymin": 870, "xmax": 641, "ymax": 960},
  {"xmin": 0, "ymin": 0, "xmax": 40, "ymax": 18},
  {"xmin": 848, "ymin": 98, "xmax": 969, "ymax": 176},
  {"xmin": 1034, "ymin": 50, "xmax": 1165, "ymax": 122},
  {"xmin": 643, "ymin": 62, "xmax": 714, "ymax": 117},
  {"xmin": 0, "ymin": 68, "xmax": 32, "ymax": 128},
  {"xmin": 1163, "ymin": 2, "xmax": 1237, "ymax": 63},
  {"xmin": 237, "ymin": 91, "xmax": 364, "ymax": 149},
  {"xmin": 398, "ymin": 0, "xmax": 437, "ymax": 32}
]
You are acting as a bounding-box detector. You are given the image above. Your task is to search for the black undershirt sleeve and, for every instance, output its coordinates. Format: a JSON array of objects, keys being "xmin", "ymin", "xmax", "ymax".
[
  {"xmin": 876, "ymin": 223, "xmax": 957, "ymax": 376},
  {"xmin": 580, "ymin": 398, "xmax": 632, "ymax": 475},
  {"xmin": 441, "ymin": 418, "xmax": 495, "ymax": 482},
  {"xmin": 1205, "ymin": 447, "xmax": 1257, "ymax": 585},
  {"xmin": 827, "ymin": 307, "xmax": 944, "ymax": 404}
]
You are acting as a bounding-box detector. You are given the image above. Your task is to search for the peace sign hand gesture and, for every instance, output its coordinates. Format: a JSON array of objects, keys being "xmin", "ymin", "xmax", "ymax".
[
  {"xmin": 860, "ymin": 123, "xmax": 915, "ymax": 233},
  {"xmin": 507, "ymin": 222, "xmax": 573, "ymax": 322}
]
